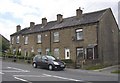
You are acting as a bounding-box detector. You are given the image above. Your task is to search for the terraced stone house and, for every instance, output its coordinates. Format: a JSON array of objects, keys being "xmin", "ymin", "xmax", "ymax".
[{"xmin": 10, "ymin": 8, "xmax": 119, "ymax": 66}]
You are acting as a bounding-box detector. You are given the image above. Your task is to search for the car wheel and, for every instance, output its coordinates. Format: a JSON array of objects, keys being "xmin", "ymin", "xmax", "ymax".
[
  {"xmin": 48, "ymin": 65, "xmax": 53, "ymax": 70},
  {"xmin": 33, "ymin": 63, "xmax": 37, "ymax": 68}
]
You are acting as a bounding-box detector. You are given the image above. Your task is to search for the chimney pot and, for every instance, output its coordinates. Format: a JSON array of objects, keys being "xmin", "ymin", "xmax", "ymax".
[
  {"xmin": 57, "ymin": 14, "xmax": 63, "ymax": 23},
  {"xmin": 16, "ymin": 25, "xmax": 21, "ymax": 32},
  {"xmin": 42, "ymin": 17, "xmax": 47, "ymax": 26},
  {"xmin": 76, "ymin": 7, "xmax": 83, "ymax": 18}
]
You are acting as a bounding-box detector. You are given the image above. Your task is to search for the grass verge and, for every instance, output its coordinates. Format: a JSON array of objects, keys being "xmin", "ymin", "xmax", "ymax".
[
  {"xmin": 111, "ymin": 70, "xmax": 120, "ymax": 74},
  {"xmin": 85, "ymin": 64, "xmax": 111, "ymax": 70}
]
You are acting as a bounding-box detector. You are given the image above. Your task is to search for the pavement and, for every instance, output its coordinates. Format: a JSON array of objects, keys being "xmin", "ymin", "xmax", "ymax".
[{"xmin": 93, "ymin": 65, "xmax": 120, "ymax": 74}]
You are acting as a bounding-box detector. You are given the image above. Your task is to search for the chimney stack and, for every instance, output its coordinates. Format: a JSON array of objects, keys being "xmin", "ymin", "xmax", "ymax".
[
  {"xmin": 30, "ymin": 22, "xmax": 35, "ymax": 28},
  {"xmin": 57, "ymin": 14, "xmax": 63, "ymax": 23},
  {"xmin": 76, "ymin": 7, "xmax": 83, "ymax": 18},
  {"xmin": 16, "ymin": 25, "xmax": 21, "ymax": 32},
  {"xmin": 42, "ymin": 17, "xmax": 47, "ymax": 26}
]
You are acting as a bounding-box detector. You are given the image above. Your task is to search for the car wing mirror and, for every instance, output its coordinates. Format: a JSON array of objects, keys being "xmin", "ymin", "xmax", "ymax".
[{"xmin": 45, "ymin": 59, "xmax": 48, "ymax": 61}]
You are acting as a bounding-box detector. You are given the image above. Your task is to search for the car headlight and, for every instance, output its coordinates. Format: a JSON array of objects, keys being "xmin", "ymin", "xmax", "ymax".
[{"xmin": 53, "ymin": 61, "xmax": 59, "ymax": 65}]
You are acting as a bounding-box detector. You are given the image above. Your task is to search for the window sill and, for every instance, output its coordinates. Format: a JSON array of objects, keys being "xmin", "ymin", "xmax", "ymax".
[
  {"xmin": 37, "ymin": 43, "xmax": 42, "ymax": 44},
  {"xmin": 76, "ymin": 39, "xmax": 84, "ymax": 41},
  {"xmin": 53, "ymin": 41, "xmax": 60, "ymax": 43},
  {"xmin": 24, "ymin": 44, "xmax": 28, "ymax": 45}
]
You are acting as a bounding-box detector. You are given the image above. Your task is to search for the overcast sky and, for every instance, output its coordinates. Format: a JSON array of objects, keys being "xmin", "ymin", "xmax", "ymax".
[{"xmin": 0, "ymin": 0, "xmax": 119, "ymax": 40}]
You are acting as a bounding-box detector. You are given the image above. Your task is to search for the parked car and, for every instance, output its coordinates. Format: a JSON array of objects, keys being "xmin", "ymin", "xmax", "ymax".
[{"xmin": 32, "ymin": 55, "xmax": 66, "ymax": 70}]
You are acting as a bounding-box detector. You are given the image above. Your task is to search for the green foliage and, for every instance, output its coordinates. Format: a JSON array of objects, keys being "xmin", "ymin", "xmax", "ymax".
[
  {"xmin": 0, "ymin": 52, "xmax": 2, "ymax": 56},
  {"xmin": 16, "ymin": 50, "xmax": 21, "ymax": 56},
  {"xmin": 85, "ymin": 64, "xmax": 110, "ymax": 70},
  {"xmin": 0, "ymin": 35, "xmax": 10, "ymax": 53},
  {"xmin": 111, "ymin": 70, "xmax": 120, "ymax": 74},
  {"xmin": 47, "ymin": 51, "xmax": 53, "ymax": 56},
  {"xmin": 61, "ymin": 59, "xmax": 73, "ymax": 63}
]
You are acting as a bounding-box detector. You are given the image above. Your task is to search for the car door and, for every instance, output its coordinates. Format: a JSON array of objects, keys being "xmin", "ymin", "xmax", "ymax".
[
  {"xmin": 41, "ymin": 56, "xmax": 48, "ymax": 68},
  {"xmin": 36, "ymin": 55, "xmax": 42, "ymax": 66}
]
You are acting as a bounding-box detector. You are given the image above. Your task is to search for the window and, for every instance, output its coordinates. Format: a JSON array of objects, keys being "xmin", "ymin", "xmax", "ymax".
[
  {"xmin": 65, "ymin": 48, "xmax": 70, "ymax": 59},
  {"xmin": 13, "ymin": 49, "xmax": 16, "ymax": 54},
  {"xmin": 31, "ymin": 47, "xmax": 34, "ymax": 53},
  {"xmin": 53, "ymin": 32, "xmax": 59, "ymax": 42},
  {"xmin": 42, "ymin": 56, "xmax": 47, "ymax": 60},
  {"xmin": 25, "ymin": 36, "xmax": 28, "ymax": 44},
  {"xmin": 76, "ymin": 29, "xmax": 83, "ymax": 40},
  {"xmin": 37, "ymin": 34, "xmax": 41, "ymax": 43},
  {"xmin": 76, "ymin": 48, "xmax": 84, "ymax": 59},
  {"xmin": 54, "ymin": 48, "xmax": 59, "ymax": 59},
  {"xmin": 46, "ymin": 48, "xmax": 50, "ymax": 55},
  {"xmin": 38, "ymin": 48, "xmax": 42, "ymax": 55},
  {"xmin": 11, "ymin": 37, "xmax": 14, "ymax": 44},
  {"xmin": 16, "ymin": 36, "xmax": 20, "ymax": 44},
  {"xmin": 24, "ymin": 50, "xmax": 28, "ymax": 57}
]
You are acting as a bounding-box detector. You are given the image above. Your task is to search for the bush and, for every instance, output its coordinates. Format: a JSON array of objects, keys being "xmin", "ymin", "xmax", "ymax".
[
  {"xmin": 61, "ymin": 59, "xmax": 73, "ymax": 64},
  {"xmin": 18, "ymin": 56, "xmax": 24, "ymax": 59}
]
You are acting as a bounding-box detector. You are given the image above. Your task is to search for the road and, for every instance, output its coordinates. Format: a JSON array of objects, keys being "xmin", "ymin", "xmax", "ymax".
[{"xmin": 0, "ymin": 58, "xmax": 119, "ymax": 83}]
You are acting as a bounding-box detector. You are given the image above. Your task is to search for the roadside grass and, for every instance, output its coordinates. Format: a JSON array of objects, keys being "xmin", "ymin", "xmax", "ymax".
[
  {"xmin": 85, "ymin": 64, "xmax": 111, "ymax": 70},
  {"xmin": 0, "ymin": 52, "xmax": 2, "ymax": 57},
  {"xmin": 111, "ymin": 70, "xmax": 120, "ymax": 74}
]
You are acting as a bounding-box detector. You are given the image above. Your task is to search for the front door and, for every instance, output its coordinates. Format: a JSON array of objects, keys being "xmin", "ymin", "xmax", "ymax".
[
  {"xmin": 65, "ymin": 48, "xmax": 70, "ymax": 59},
  {"xmin": 87, "ymin": 48, "xmax": 93, "ymax": 59}
]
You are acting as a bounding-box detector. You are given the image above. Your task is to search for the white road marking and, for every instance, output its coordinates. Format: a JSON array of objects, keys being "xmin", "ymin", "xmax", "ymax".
[
  {"xmin": 0, "ymin": 72, "xmax": 4, "ymax": 74},
  {"xmin": 13, "ymin": 75, "xmax": 47, "ymax": 77},
  {"xmin": 43, "ymin": 74, "xmax": 83, "ymax": 81},
  {"xmin": 7, "ymin": 67, "xmax": 29, "ymax": 72},
  {"xmin": 14, "ymin": 76, "xmax": 29, "ymax": 82},
  {"xmin": 2, "ymin": 70, "xmax": 29, "ymax": 73}
]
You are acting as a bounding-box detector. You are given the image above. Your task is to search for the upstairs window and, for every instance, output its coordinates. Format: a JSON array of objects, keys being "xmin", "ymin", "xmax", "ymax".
[
  {"xmin": 37, "ymin": 34, "xmax": 42, "ymax": 43},
  {"xmin": 76, "ymin": 29, "xmax": 83, "ymax": 40},
  {"xmin": 53, "ymin": 32, "xmax": 59, "ymax": 42},
  {"xmin": 16, "ymin": 36, "xmax": 20, "ymax": 44},
  {"xmin": 25, "ymin": 36, "xmax": 28, "ymax": 44}
]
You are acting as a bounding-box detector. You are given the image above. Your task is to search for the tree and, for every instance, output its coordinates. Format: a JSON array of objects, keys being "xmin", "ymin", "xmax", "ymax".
[{"xmin": 0, "ymin": 34, "xmax": 10, "ymax": 53}]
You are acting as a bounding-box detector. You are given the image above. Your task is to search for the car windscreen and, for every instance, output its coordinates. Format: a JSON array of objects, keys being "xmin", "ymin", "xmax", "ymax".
[{"xmin": 46, "ymin": 56, "xmax": 56, "ymax": 60}]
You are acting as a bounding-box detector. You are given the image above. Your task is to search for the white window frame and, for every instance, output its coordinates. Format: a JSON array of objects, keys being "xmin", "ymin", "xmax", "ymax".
[
  {"xmin": 38, "ymin": 48, "xmax": 42, "ymax": 54},
  {"xmin": 25, "ymin": 36, "xmax": 28, "ymax": 44},
  {"xmin": 76, "ymin": 29, "xmax": 83, "ymax": 40},
  {"xmin": 11, "ymin": 37, "xmax": 14, "ymax": 44},
  {"xmin": 13, "ymin": 49, "xmax": 16, "ymax": 54},
  {"xmin": 16, "ymin": 36, "xmax": 20, "ymax": 44},
  {"xmin": 31, "ymin": 47, "xmax": 34, "ymax": 53},
  {"xmin": 76, "ymin": 47, "xmax": 84, "ymax": 59},
  {"xmin": 53, "ymin": 32, "xmax": 59, "ymax": 42},
  {"xmin": 46, "ymin": 48, "xmax": 50, "ymax": 55},
  {"xmin": 65, "ymin": 48, "xmax": 70, "ymax": 59},
  {"xmin": 54, "ymin": 48, "xmax": 59, "ymax": 59},
  {"xmin": 37, "ymin": 34, "xmax": 42, "ymax": 43}
]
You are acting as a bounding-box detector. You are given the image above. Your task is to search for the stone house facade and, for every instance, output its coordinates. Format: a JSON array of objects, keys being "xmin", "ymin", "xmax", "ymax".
[{"xmin": 10, "ymin": 8, "xmax": 119, "ymax": 66}]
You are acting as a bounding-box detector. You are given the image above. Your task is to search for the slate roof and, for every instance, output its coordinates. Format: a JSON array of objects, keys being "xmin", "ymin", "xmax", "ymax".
[{"xmin": 10, "ymin": 8, "xmax": 109, "ymax": 36}]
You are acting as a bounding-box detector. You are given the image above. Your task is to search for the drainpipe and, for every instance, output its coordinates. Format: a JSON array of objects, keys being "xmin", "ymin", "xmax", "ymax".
[
  {"xmin": 93, "ymin": 48, "xmax": 95, "ymax": 60},
  {"xmin": 50, "ymin": 31, "xmax": 52, "ymax": 55}
]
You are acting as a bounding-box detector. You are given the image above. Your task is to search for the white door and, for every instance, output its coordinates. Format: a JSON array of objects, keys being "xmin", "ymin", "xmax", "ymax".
[{"xmin": 65, "ymin": 48, "xmax": 70, "ymax": 59}]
